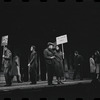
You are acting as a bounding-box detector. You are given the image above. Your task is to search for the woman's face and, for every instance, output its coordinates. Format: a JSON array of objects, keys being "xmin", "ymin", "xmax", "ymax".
[{"xmin": 56, "ymin": 46, "xmax": 59, "ymax": 50}]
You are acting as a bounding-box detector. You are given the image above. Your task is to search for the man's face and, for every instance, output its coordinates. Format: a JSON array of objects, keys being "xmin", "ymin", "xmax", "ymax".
[
  {"xmin": 30, "ymin": 46, "xmax": 33, "ymax": 51},
  {"xmin": 48, "ymin": 45, "xmax": 53, "ymax": 49}
]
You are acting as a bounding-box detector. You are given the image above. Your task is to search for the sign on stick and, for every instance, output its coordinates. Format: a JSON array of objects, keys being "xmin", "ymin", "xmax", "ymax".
[
  {"xmin": 1, "ymin": 35, "xmax": 8, "ymax": 46},
  {"xmin": 56, "ymin": 34, "xmax": 68, "ymax": 45}
]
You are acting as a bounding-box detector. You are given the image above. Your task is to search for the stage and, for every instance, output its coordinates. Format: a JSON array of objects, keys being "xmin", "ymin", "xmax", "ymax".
[{"xmin": 0, "ymin": 79, "xmax": 100, "ymax": 100}]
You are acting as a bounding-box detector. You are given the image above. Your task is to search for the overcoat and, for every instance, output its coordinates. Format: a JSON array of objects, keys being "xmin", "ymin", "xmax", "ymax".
[
  {"xmin": 53, "ymin": 50, "xmax": 64, "ymax": 77},
  {"xmin": 89, "ymin": 57, "xmax": 96, "ymax": 73},
  {"xmin": 11, "ymin": 56, "xmax": 21, "ymax": 76},
  {"xmin": 3, "ymin": 49, "xmax": 12, "ymax": 76}
]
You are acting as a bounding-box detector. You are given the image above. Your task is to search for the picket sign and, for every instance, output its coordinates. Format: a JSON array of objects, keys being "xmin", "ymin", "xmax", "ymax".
[
  {"xmin": 56, "ymin": 34, "xmax": 68, "ymax": 59},
  {"xmin": 1, "ymin": 35, "xmax": 8, "ymax": 64}
]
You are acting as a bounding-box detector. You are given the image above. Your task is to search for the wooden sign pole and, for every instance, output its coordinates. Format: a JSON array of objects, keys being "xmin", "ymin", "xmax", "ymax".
[{"xmin": 62, "ymin": 43, "xmax": 64, "ymax": 59}]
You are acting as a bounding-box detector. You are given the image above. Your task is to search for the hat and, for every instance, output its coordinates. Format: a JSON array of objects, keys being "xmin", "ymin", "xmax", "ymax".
[
  {"xmin": 31, "ymin": 45, "xmax": 36, "ymax": 49},
  {"xmin": 47, "ymin": 42, "xmax": 54, "ymax": 46}
]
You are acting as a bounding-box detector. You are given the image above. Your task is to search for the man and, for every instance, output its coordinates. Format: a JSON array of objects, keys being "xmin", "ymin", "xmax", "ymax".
[
  {"xmin": 94, "ymin": 50, "xmax": 100, "ymax": 80},
  {"xmin": 28, "ymin": 45, "xmax": 37, "ymax": 84},
  {"xmin": 73, "ymin": 51, "xmax": 84, "ymax": 80},
  {"xmin": 2, "ymin": 46, "xmax": 12, "ymax": 86},
  {"xmin": 44, "ymin": 42, "xmax": 55, "ymax": 85}
]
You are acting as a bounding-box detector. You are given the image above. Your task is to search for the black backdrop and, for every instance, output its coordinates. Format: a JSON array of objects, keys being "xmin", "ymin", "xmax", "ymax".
[{"xmin": 0, "ymin": 0, "xmax": 100, "ymax": 81}]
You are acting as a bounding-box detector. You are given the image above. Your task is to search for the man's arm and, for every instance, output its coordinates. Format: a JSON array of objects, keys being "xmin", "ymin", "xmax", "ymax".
[{"xmin": 28, "ymin": 53, "xmax": 37, "ymax": 66}]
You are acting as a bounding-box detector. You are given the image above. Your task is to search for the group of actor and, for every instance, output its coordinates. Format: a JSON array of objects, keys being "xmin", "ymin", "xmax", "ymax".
[
  {"xmin": 2, "ymin": 42, "xmax": 64, "ymax": 86},
  {"xmin": 2, "ymin": 42, "xmax": 100, "ymax": 86}
]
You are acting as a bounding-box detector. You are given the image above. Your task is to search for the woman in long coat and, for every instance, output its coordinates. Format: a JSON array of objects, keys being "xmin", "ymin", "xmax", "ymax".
[
  {"xmin": 11, "ymin": 55, "xmax": 22, "ymax": 83},
  {"xmin": 89, "ymin": 55, "xmax": 96, "ymax": 80},
  {"xmin": 54, "ymin": 45, "xmax": 64, "ymax": 84}
]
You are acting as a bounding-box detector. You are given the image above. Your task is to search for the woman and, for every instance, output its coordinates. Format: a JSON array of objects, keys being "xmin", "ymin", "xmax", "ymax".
[
  {"xmin": 89, "ymin": 55, "xmax": 96, "ymax": 80},
  {"xmin": 11, "ymin": 55, "xmax": 22, "ymax": 83},
  {"xmin": 54, "ymin": 45, "xmax": 64, "ymax": 84}
]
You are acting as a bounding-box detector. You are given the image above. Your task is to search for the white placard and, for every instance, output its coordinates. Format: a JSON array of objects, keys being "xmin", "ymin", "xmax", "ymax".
[
  {"xmin": 1, "ymin": 35, "xmax": 8, "ymax": 46},
  {"xmin": 56, "ymin": 34, "xmax": 68, "ymax": 45}
]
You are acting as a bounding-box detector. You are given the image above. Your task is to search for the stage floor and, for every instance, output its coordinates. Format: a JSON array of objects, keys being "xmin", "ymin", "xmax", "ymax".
[
  {"xmin": 0, "ymin": 79, "xmax": 92, "ymax": 92},
  {"xmin": 0, "ymin": 79, "xmax": 100, "ymax": 100}
]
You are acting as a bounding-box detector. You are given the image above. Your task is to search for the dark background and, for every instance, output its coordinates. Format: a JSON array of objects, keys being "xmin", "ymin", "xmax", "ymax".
[{"xmin": 0, "ymin": 0, "xmax": 100, "ymax": 81}]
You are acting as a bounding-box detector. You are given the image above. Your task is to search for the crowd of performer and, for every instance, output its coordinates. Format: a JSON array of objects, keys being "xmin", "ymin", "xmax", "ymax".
[{"xmin": 1, "ymin": 42, "xmax": 100, "ymax": 86}]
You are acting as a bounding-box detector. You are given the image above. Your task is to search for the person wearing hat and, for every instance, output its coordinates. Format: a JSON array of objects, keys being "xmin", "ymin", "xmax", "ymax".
[
  {"xmin": 2, "ymin": 46, "xmax": 13, "ymax": 86},
  {"xmin": 28, "ymin": 45, "xmax": 38, "ymax": 84},
  {"xmin": 44, "ymin": 42, "xmax": 56, "ymax": 85}
]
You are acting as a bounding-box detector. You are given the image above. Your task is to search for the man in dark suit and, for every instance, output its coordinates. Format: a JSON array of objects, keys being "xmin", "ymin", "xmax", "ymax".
[
  {"xmin": 28, "ymin": 45, "xmax": 37, "ymax": 84},
  {"xmin": 44, "ymin": 42, "xmax": 55, "ymax": 85},
  {"xmin": 73, "ymin": 51, "xmax": 84, "ymax": 80}
]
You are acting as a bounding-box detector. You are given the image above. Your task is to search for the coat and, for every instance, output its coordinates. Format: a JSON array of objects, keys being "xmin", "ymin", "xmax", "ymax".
[
  {"xmin": 44, "ymin": 48, "xmax": 55, "ymax": 65},
  {"xmin": 3, "ymin": 48, "xmax": 12, "ymax": 76},
  {"xmin": 11, "ymin": 56, "xmax": 21, "ymax": 76},
  {"xmin": 89, "ymin": 57, "xmax": 96, "ymax": 73},
  {"xmin": 29, "ymin": 51, "xmax": 37, "ymax": 70},
  {"xmin": 73, "ymin": 54, "xmax": 84, "ymax": 68},
  {"xmin": 54, "ymin": 50, "xmax": 64, "ymax": 77}
]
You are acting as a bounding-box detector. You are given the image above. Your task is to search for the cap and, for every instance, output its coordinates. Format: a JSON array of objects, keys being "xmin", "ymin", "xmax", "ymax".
[{"xmin": 47, "ymin": 42, "xmax": 54, "ymax": 46}]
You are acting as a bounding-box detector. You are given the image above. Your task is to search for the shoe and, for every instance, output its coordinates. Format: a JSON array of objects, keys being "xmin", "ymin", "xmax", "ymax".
[
  {"xmin": 57, "ymin": 81, "xmax": 60, "ymax": 84},
  {"xmin": 73, "ymin": 77, "xmax": 75, "ymax": 80},
  {"xmin": 18, "ymin": 81, "xmax": 22, "ymax": 83},
  {"xmin": 30, "ymin": 82, "xmax": 36, "ymax": 85},
  {"xmin": 48, "ymin": 83, "xmax": 55, "ymax": 85},
  {"xmin": 60, "ymin": 81, "xmax": 64, "ymax": 84},
  {"xmin": 4, "ymin": 84, "xmax": 11, "ymax": 86},
  {"xmin": 80, "ymin": 78, "xmax": 83, "ymax": 80}
]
